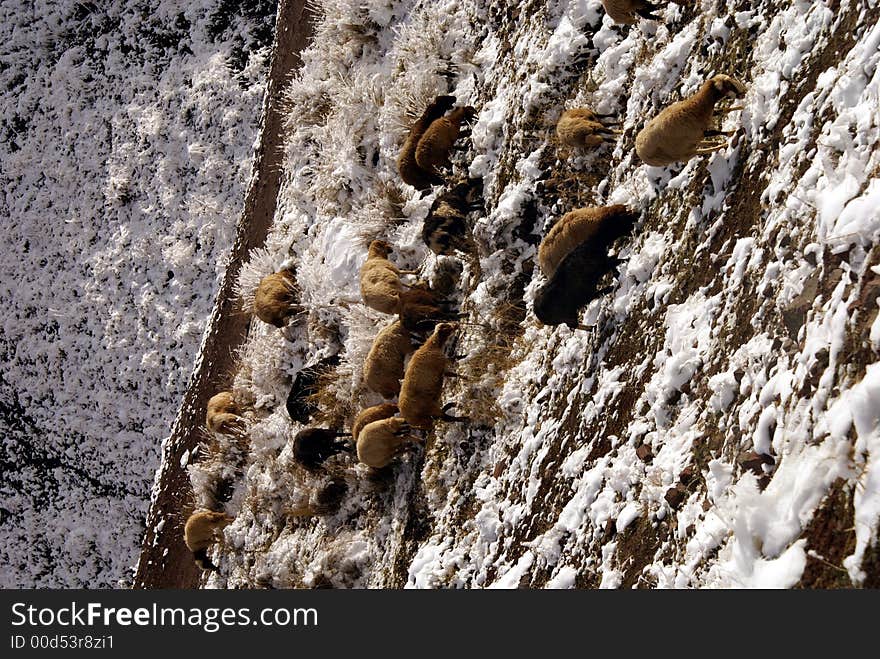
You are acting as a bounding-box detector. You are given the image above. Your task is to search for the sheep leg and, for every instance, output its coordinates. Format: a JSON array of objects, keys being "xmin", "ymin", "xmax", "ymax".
[
  {"xmin": 393, "ymin": 422, "xmax": 413, "ymax": 437},
  {"xmin": 716, "ymin": 105, "xmax": 744, "ymax": 115},
  {"xmin": 332, "ymin": 437, "xmax": 355, "ymax": 453},
  {"xmin": 694, "ymin": 142, "xmax": 730, "ymax": 154},
  {"xmin": 287, "ymin": 503, "xmax": 316, "ymax": 517},
  {"xmin": 636, "ymin": 9, "xmax": 662, "ymax": 20},
  {"xmin": 597, "ymin": 115, "xmax": 621, "ymax": 126},
  {"xmin": 440, "ymin": 403, "xmax": 468, "ymax": 423}
]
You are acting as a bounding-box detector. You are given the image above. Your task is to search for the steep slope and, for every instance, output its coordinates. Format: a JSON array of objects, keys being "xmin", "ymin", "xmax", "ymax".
[{"xmin": 187, "ymin": 0, "xmax": 880, "ymax": 588}]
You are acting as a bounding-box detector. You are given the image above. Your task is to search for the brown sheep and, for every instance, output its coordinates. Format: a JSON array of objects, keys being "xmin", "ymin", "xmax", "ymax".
[
  {"xmin": 352, "ymin": 403, "xmax": 399, "ymax": 442},
  {"xmin": 363, "ymin": 321, "xmax": 415, "ymax": 398},
  {"xmin": 398, "ymin": 95, "xmax": 456, "ymax": 191},
  {"xmin": 635, "ymin": 74, "xmax": 746, "ymax": 166},
  {"xmin": 538, "ymin": 205, "xmax": 636, "ymax": 279},
  {"xmin": 254, "ymin": 268, "xmax": 300, "ymax": 328},
  {"xmin": 356, "ymin": 417, "xmax": 419, "ymax": 468},
  {"xmin": 206, "ymin": 391, "xmax": 245, "ymax": 435},
  {"xmin": 601, "ymin": 0, "xmax": 663, "ymax": 25},
  {"xmin": 398, "ymin": 287, "xmax": 460, "ymax": 334},
  {"xmin": 359, "ymin": 240, "xmax": 419, "ymax": 314},
  {"xmin": 556, "ymin": 107, "xmax": 621, "ymax": 151},
  {"xmin": 398, "ymin": 322, "xmax": 467, "ymax": 429},
  {"xmin": 415, "ymin": 105, "xmax": 477, "ymax": 180},
  {"xmin": 184, "ymin": 510, "xmax": 234, "ymax": 571}
]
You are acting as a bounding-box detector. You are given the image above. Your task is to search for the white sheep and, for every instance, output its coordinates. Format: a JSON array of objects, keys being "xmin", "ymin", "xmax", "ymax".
[
  {"xmin": 556, "ymin": 107, "xmax": 621, "ymax": 151},
  {"xmin": 415, "ymin": 105, "xmax": 476, "ymax": 179},
  {"xmin": 356, "ymin": 417, "xmax": 419, "ymax": 468},
  {"xmin": 398, "ymin": 95, "xmax": 456, "ymax": 191},
  {"xmin": 398, "ymin": 322, "xmax": 467, "ymax": 430},
  {"xmin": 359, "ymin": 240, "xmax": 418, "ymax": 314},
  {"xmin": 352, "ymin": 403, "xmax": 399, "ymax": 442},
  {"xmin": 635, "ymin": 74, "xmax": 746, "ymax": 166},
  {"xmin": 538, "ymin": 205, "xmax": 637, "ymax": 278},
  {"xmin": 184, "ymin": 510, "xmax": 234, "ymax": 571},
  {"xmin": 205, "ymin": 391, "xmax": 245, "ymax": 435},
  {"xmin": 254, "ymin": 268, "xmax": 300, "ymax": 328}
]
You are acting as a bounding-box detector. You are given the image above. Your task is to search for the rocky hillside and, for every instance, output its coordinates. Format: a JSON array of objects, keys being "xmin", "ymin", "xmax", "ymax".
[{"xmin": 187, "ymin": 0, "xmax": 880, "ymax": 588}]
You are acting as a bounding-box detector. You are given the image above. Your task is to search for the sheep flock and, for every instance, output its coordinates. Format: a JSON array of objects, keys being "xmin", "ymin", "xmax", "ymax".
[{"xmin": 179, "ymin": 0, "xmax": 880, "ymax": 589}]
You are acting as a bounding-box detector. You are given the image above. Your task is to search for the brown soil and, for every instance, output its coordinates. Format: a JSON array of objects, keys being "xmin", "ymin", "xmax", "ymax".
[
  {"xmin": 797, "ymin": 480, "xmax": 856, "ymax": 589},
  {"xmin": 132, "ymin": 0, "xmax": 317, "ymax": 589}
]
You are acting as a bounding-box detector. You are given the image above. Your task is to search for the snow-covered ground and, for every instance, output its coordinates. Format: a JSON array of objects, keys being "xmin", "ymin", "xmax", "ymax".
[
  {"xmin": 190, "ymin": 0, "xmax": 880, "ymax": 588},
  {"xmin": 0, "ymin": 1, "xmax": 276, "ymax": 587}
]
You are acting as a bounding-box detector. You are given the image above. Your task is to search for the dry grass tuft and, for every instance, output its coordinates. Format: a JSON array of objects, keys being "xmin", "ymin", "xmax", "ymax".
[
  {"xmin": 453, "ymin": 301, "xmax": 527, "ymax": 426},
  {"xmin": 306, "ymin": 367, "xmax": 358, "ymax": 430}
]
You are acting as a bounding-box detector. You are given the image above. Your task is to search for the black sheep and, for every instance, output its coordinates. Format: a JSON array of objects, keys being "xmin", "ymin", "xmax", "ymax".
[
  {"xmin": 292, "ymin": 428, "xmax": 354, "ymax": 472},
  {"xmin": 533, "ymin": 210, "xmax": 637, "ymax": 328},
  {"xmin": 422, "ymin": 178, "xmax": 483, "ymax": 255}
]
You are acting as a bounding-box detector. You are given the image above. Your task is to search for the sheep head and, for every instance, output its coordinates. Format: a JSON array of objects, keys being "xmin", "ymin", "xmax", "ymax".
[
  {"xmin": 368, "ymin": 239, "xmax": 393, "ymax": 258},
  {"xmin": 710, "ymin": 74, "xmax": 746, "ymax": 100},
  {"xmin": 433, "ymin": 322, "xmax": 458, "ymax": 345},
  {"xmin": 460, "ymin": 106, "xmax": 477, "ymax": 123},
  {"xmin": 198, "ymin": 510, "xmax": 233, "ymax": 524},
  {"xmin": 431, "ymin": 95, "xmax": 456, "ymax": 113},
  {"xmin": 606, "ymin": 204, "xmax": 640, "ymax": 232}
]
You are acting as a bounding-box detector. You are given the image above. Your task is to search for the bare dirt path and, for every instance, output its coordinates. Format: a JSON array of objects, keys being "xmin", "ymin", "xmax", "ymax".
[{"xmin": 133, "ymin": 0, "xmax": 315, "ymax": 589}]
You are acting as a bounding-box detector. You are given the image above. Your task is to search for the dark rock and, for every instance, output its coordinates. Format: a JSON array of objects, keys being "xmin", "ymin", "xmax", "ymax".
[
  {"xmin": 679, "ymin": 465, "xmax": 698, "ymax": 485},
  {"xmin": 636, "ymin": 444, "xmax": 653, "ymax": 462},
  {"xmin": 604, "ymin": 518, "xmax": 616, "ymax": 540},
  {"xmin": 665, "ymin": 484, "xmax": 689, "ymax": 510},
  {"xmin": 740, "ymin": 450, "xmax": 775, "ymax": 476}
]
